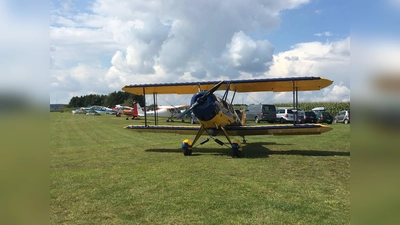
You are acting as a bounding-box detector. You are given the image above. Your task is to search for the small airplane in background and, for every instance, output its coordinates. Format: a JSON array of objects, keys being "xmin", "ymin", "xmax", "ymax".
[
  {"xmin": 113, "ymin": 105, "xmax": 134, "ymax": 115},
  {"xmin": 85, "ymin": 105, "xmax": 115, "ymax": 114},
  {"xmin": 122, "ymin": 76, "xmax": 333, "ymax": 157},
  {"xmin": 120, "ymin": 102, "xmax": 189, "ymax": 121},
  {"xmin": 141, "ymin": 104, "xmax": 188, "ymax": 122}
]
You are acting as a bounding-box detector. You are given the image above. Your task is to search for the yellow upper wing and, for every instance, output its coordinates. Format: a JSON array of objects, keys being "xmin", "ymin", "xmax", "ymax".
[{"xmin": 122, "ymin": 76, "xmax": 333, "ymax": 95}]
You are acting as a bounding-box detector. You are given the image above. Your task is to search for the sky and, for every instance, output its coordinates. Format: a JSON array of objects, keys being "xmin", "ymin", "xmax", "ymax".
[{"xmin": 47, "ymin": 0, "xmax": 395, "ymax": 106}]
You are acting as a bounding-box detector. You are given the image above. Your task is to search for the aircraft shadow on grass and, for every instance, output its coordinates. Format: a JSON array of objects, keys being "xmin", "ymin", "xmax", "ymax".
[{"xmin": 145, "ymin": 141, "xmax": 350, "ymax": 158}]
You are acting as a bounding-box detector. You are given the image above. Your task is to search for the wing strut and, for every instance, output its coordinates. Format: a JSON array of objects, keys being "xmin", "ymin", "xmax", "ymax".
[
  {"xmin": 143, "ymin": 87, "xmax": 148, "ymax": 127},
  {"xmin": 229, "ymin": 90, "xmax": 236, "ymax": 110},
  {"xmin": 292, "ymin": 81, "xmax": 299, "ymax": 125},
  {"xmin": 222, "ymin": 82, "xmax": 230, "ymax": 102},
  {"xmin": 153, "ymin": 92, "xmax": 158, "ymax": 125}
]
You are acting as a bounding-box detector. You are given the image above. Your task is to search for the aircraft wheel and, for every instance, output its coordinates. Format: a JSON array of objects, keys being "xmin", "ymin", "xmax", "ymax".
[
  {"xmin": 232, "ymin": 148, "xmax": 241, "ymax": 158},
  {"xmin": 231, "ymin": 141, "xmax": 241, "ymax": 158},
  {"xmin": 183, "ymin": 148, "xmax": 192, "ymax": 156},
  {"xmin": 182, "ymin": 139, "xmax": 192, "ymax": 156}
]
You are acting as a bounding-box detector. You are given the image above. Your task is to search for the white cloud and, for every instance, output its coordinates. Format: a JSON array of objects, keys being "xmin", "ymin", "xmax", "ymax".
[
  {"xmin": 50, "ymin": 0, "xmax": 349, "ymax": 105},
  {"xmin": 314, "ymin": 31, "xmax": 332, "ymax": 37},
  {"xmin": 256, "ymin": 37, "xmax": 351, "ymax": 103},
  {"xmin": 267, "ymin": 37, "xmax": 350, "ymax": 79},
  {"xmin": 224, "ymin": 31, "xmax": 274, "ymax": 73}
]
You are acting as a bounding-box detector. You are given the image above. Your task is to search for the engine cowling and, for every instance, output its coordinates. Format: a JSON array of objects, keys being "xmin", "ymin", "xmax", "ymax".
[{"xmin": 191, "ymin": 91, "xmax": 219, "ymax": 121}]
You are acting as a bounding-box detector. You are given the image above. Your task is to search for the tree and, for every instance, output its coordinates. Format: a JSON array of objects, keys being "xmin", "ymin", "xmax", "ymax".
[{"xmin": 68, "ymin": 91, "xmax": 145, "ymax": 108}]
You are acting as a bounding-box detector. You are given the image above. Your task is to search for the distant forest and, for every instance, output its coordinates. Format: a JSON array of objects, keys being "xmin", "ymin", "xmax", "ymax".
[{"xmin": 68, "ymin": 91, "xmax": 145, "ymax": 108}]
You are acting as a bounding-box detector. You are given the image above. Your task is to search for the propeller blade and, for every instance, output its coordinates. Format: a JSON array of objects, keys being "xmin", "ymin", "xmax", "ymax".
[
  {"xmin": 203, "ymin": 80, "xmax": 224, "ymax": 98},
  {"xmin": 177, "ymin": 102, "xmax": 198, "ymax": 118}
]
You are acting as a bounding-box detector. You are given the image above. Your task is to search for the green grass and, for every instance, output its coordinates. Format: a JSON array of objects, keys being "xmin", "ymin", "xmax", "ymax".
[{"xmin": 50, "ymin": 113, "xmax": 350, "ymax": 224}]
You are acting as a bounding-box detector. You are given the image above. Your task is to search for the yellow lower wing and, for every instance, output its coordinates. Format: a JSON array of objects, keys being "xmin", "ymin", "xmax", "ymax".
[{"xmin": 124, "ymin": 124, "xmax": 332, "ymax": 136}]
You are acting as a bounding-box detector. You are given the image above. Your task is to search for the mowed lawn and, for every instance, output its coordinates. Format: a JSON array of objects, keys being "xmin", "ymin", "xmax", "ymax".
[{"xmin": 50, "ymin": 112, "xmax": 350, "ymax": 225}]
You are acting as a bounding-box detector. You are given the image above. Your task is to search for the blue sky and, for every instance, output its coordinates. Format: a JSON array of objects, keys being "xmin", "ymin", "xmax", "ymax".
[
  {"xmin": 265, "ymin": 0, "xmax": 350, "ymax": 52},
  {"xmin": 49, "ymin": 0, "xmax": 354, "ymax": 105}
]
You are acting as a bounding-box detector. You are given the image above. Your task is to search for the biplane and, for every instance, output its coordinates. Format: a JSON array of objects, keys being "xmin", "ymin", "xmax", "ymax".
[{"xmin": 122, "ymin": 76, "xmax": 333, "ymax": 157}]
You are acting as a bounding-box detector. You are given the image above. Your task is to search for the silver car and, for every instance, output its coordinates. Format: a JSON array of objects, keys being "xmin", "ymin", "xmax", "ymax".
[
  {"xmin": 334, "ymin": 110, "xmax": 350, "ymax": 124},
  {"xmin": 276, "ymin": 108, "xmax": 304, "ymax": 124}
]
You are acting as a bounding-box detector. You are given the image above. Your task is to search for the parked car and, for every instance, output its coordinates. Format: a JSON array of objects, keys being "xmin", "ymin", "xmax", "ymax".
[
  {"xmin": 314, "ymin": 111, "xmax": 333, "ymax": 124},
  {"xmin": 303, "ymin": 111, "xmax": 318, "ymax": 123},
  {"xmin": 245, "ymin": 104, "xmax": 276, "ymax": 123},
  {"xmin": 276, "ymin": 107, "xmax": 304, "ymax": 124},
  {"xmin": 334, "ymin": 110, "xmax": 350, "ymax": 124}
]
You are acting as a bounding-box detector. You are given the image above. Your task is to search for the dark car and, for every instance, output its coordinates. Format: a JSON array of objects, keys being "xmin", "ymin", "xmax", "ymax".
[
  {"xmin": 314, "ymin": 111, "xmax": 333, "ymax": 124},
  {"xmin": 245, "ymin": 104, "xmax": 276, "ymax": 123},
  {"xmin": 302, "ymin": 111, "xmax": 317, "ymax": 123}
]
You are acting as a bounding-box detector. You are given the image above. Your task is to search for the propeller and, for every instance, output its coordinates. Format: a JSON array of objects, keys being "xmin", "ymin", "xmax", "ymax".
[{"xmin": 178, "ymin": 80, "xmax": 224, "ymax": 118}]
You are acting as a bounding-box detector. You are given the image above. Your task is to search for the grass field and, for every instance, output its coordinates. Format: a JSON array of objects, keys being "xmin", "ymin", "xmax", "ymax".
[{"xmin": 50, "ymin": 112, "xmax": 350, "ymax": 224}]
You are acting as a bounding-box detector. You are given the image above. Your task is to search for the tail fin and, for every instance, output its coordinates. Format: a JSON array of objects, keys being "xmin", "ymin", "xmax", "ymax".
[{"xmin": 133, "ymin": 102, "xmax": 145, "ymax": 116}]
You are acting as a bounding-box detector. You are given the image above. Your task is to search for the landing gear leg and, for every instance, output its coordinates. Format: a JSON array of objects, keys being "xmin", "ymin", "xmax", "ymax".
[
  {"xmin": 220, "ymin": 126, "xmax": 242, "ymax": 158},
  {"xmin": 241, "ymin": 136, "xmax": 247, "ymax": 144}
]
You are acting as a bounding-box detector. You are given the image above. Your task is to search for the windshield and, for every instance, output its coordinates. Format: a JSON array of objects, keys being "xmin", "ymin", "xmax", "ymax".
[
  {"xmin": 322, "ymin": 112, "xmax": 332, "ymax": 116},
  {"xmin": 262, "ymin": 105, "xmax": 275, "ymax": 112}
]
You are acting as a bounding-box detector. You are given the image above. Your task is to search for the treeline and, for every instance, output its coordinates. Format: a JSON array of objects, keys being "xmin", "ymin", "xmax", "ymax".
[{"xmin": 68, "ymin": 91, "xmax": 145, "ymax": 108}]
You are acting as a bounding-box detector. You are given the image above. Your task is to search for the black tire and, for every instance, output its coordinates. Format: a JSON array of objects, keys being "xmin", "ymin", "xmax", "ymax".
[
  {"xmin": 255, "ymin": 117, "xmax": 260, "ymax": 123},
  {"xmin": 334, "ymin": 118, "xmax": 338, "ymax": 123},
  {"xmin": 183, "ymin": 149, "xmax": 192, "ymax": 156},
  {"xmin": 232, "ymin": 148, "xmax": 240, "ymax": 158},
  {"xmin": 280, "ymin": 118, "xmax": 285, "ymax": 124},
  {"xmin": 344, "ymin": 119, "xmax": 349, "ymax": 124}
]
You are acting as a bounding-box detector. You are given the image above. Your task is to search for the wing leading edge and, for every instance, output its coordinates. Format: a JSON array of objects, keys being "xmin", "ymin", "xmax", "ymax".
[
  {"xmin": 122, "ymin": 76, "xmax": 333, "ymax": 95},
  {"xmin": 124, "ymin": 124, "xmax": 333, "ymax": 136}
]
